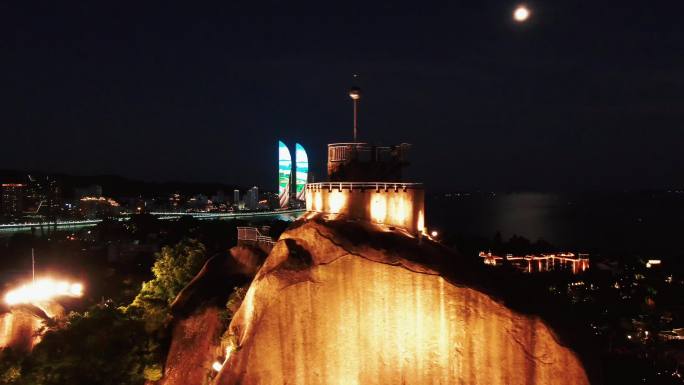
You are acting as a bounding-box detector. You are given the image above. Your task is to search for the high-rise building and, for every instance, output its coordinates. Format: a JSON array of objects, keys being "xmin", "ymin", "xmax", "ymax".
[
  {"xmin": 233, "ymin": 189, "xmax": 240, "ymax": 207},
  {"xmin": 244, "ymin": 186, "xmax": 259, "ymax": 210},
  {"xmin": 211, "ymin": 190, "xmax": 226, "ymax": 204},
  {"xmin": 1, "ymin": 184, "xmax": 26, "ymax": 217},
  {"xmin": 278, "ymin": 141, "xmax": 292, "ymax": 208},
  {"xmin": 295, "ymin": 143, "xmax": 309, "ymax": 201},
  {"xmin": 25, "ymin": 175, "xmax": 61, "ymax": 217}
]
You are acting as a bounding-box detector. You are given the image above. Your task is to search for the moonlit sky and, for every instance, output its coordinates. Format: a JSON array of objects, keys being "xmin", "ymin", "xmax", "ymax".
[{"xmin": 1, "ymin": 1, "xmax": 682, "ymax": 191}]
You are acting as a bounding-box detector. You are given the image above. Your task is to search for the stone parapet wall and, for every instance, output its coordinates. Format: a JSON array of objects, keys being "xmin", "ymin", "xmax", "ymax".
[{"xmin": 305, "ymin": 183, "xmax": 425, "ymax": 234}]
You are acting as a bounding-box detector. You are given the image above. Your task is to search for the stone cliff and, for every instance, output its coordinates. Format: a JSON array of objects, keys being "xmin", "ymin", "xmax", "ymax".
[
  {"xmin": 212, "ymin": 214, "xmax": 599, "ymax": 385},
  {"xmin": 0, "ymin": 305, "xmax": 50, "ymax": 353},
  {"xmin": 157, "ymin": 244, "xmax": 266, "ymax": 385}
]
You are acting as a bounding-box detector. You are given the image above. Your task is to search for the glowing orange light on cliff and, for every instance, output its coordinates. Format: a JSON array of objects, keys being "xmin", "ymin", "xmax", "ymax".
[
  {"xmin": 370, "ymin": 194, "xmax": 387, "ymax": 223},
  {"xmin": 314, "ymin": 191, "xmax": 323, "ymax": 212},
  {"xmin": 306, "ymin": 191, "xmax": 313, "ymax": 211},
  {"xmin": 305, "ymin": 184, "xmax": 424, "ymax": 234},
  {"xmin": 4, "ymin": 278, "xmax": 83, "ymax": 306},
  {"xmin": 328, "ymin": 191, "xmax": 347, "ymax": 214},
  {"xmin": 417, "ymin": 210, "xmax": 425, "ymax": 234},
  {"xmin": 388, "ymin": 195, "xmax": 408, "ymax": 225}
]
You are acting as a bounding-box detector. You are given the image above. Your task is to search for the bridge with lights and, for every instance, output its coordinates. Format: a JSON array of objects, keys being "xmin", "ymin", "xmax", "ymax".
[{"xmin": 0, "ymin": 209, "xmax": 306, "ymax": 235}]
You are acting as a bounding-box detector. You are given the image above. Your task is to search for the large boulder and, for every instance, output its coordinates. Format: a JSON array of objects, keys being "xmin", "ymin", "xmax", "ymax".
[
  {"xmin": 158, "ymin": 305, "xmax": 225, "ymax": 385},
  {"xmin": 0, "ymin": 305, "xmax": 49, "ymax": 353},
  {"xmin": 158, "ymin": 244, "xmax": 265, "ymax": 385},
  {"xmin": 215, "ymin": 214, "xmax": 599, "ymax": 385}
]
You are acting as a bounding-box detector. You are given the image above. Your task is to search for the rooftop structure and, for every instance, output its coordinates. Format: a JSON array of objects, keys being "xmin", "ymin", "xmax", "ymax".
[
  {"xmin": 305, "ymin": 87, "xmax": 425, "ymax": 235},
  {"xmin": 327, "ymin": 142, "xmax": 411, "ymax": 182}
]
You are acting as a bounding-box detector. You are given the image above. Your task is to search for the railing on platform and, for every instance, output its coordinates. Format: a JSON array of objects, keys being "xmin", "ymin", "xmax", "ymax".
[
  {"xmin": 237, "ymin": 227, "xmax": 275, "ymax": 248},
  {"xmin": 306, "ymin": 182, "xmax": 423, "ymax": 192}
]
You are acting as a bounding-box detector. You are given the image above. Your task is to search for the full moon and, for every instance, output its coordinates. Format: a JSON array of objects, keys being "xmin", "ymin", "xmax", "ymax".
[{"xmin": 514, "ymin": 6, "xmax": 530, "ymax": 22}]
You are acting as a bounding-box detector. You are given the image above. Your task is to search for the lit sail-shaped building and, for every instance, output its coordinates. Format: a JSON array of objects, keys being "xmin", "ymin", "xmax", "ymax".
[
  {"xmin": 295, "ymin": 143, "xmax": 308, "ymax": 201},
  {"xmin": 278, "ymin": 140, "xmax": 292, "ymax": 208}
]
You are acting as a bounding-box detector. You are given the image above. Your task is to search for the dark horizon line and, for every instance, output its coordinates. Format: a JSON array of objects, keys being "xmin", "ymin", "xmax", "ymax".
[{"xmin": 1, "ymin": 168, "xmax": 682, "ymax": 196}]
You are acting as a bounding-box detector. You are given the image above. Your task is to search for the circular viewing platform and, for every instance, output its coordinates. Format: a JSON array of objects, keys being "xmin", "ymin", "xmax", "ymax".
[
  {"xmin": 305, "ymin": 182, "xmax": 425, "ymax": 235},
  {"xmin": 307, "ymin": 182, "xmax": 423, "ymax": 192}
]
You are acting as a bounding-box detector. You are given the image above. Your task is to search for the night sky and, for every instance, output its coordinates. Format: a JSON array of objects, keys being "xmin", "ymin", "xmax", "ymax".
[{"xmin": 2, "ymin": 1, "xmax": 682, "ymax": 191}]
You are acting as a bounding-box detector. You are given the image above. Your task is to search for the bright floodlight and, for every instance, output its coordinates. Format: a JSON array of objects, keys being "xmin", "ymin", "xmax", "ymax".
[
  {"xmin": 4, "ymin": 278, "xmax": 84, "ymax": 306},
  {"xmin": 514, "ymin": 6, "xmax": 530, "ymax": 22}
]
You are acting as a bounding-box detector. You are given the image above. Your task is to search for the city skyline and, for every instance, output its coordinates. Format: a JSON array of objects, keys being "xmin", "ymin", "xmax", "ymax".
[{"xmin": 2, "ymin": 1, "xmax": 683, "ymax": 191}]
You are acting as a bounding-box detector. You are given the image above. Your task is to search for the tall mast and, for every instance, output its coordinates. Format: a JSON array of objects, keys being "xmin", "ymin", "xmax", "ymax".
[
  {"xmin": 349, "ymin": 76, "xmax": 362, "ymax": 142},
  {"xmin": 32, "ymin": 248, "xmax": 35, "ymax": 284}
]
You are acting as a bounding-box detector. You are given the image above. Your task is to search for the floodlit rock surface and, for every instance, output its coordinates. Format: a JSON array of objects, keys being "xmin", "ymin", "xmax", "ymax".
[
  {"xmin": 215, "ymin": 214, "xmax": 598, "ymax": 385},
  {"xmin": 0, "ymin": 305, "xmax": 49, "ymax": 353},
  {"xmin": 158, "ymin": 245, "xmax": 263, "ymax": 385},
  {"xmin": 159, "ymin": 305, "xmax": 225, "ymax": 385}
]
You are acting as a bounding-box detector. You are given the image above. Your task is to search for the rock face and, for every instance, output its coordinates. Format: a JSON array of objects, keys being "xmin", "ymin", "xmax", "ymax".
[
  {"xmin": 158, "ymin": 245, "xmax": 266, "ymax": 385},
  {"xmin": 159, "ymin": 305, "xmax": 225, "ymax": 385},
  {"xmin": 215, "ymin": 215, "xmax": 597, "ymax": 385},
  {"xmin": 0, "ymin": 306, "xmax": 48, "ymax": 353}
]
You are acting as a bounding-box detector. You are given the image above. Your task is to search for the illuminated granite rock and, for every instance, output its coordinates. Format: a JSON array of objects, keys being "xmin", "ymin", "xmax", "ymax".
[
  {"xmin": 158, "ymin": 305, "xmax": 225, "ymax": 385},
  {"xmin": 158, "ymin": 245, "xmax": 265, "ymax": 385},
  {"xmin": 214, "ymin": 215, "xmax": 598, "ymax": 385},
  {"xmin": 0, "ymin": 305, "xmax": 50, "ymax": 353}
]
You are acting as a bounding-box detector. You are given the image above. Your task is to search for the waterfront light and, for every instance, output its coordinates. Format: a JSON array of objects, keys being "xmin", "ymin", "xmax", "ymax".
[{"xmin": 4, "ymin": 278, "xmax": 84, "ymax": 306}]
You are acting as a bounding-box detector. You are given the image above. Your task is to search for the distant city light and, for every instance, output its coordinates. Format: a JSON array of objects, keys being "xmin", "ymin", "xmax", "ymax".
[
  {"xmin": 514, "ymin": 6, "xmax": 530, "ymax": 22},
  {"xmin": 4, "ymin": 278, "xmax": 84, "ymax": 305},
  {"xmin": 646, "ymin": 259, "xmax": 662, "ymax": 268}
]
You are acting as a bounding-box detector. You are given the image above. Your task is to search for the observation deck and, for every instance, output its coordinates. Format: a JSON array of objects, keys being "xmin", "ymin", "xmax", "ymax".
[
  {"xmin": 305, "ymin": 181, "xmax": 424, "ymax": 235},
  {"xmin": 303, "ymin": 88, "xmax": 425, "ymax": 235}
]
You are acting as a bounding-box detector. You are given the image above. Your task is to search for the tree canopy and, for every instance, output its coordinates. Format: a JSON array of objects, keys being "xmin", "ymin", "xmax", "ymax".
[{"xmin": 2, "ymin": 238, "xmax": 210, "ymax": 385}]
